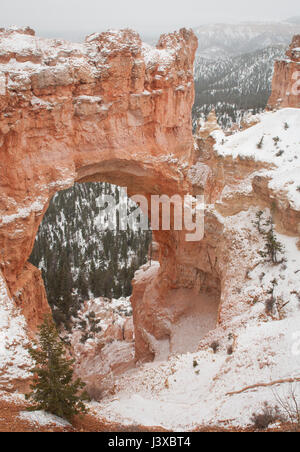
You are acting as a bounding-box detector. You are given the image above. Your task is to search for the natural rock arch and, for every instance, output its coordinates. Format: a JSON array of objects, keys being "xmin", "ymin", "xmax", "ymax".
[{"xmin": 0, "ymin": 26, "xmax": 208, "ymax": 361}]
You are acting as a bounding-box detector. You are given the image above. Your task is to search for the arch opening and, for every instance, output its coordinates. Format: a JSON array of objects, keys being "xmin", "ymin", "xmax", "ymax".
[
  {"xmin": 28, "ymin": 170, "xmax": 222, "ymax": 377},
  {"xmin": 30, "ymin": 181, "xmax": 152, "ymax": 329}
]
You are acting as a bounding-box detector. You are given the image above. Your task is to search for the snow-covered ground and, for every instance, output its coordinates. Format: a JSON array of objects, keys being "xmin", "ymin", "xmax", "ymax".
[{"xmin": 18, "ymin": 410, "xmax": 70, "ymax": 428}]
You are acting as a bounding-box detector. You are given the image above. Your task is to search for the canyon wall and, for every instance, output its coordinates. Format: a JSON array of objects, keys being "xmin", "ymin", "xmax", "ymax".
[{"xmin": 268, "ymin": 34, "xmax": 300, "ymax": 109}]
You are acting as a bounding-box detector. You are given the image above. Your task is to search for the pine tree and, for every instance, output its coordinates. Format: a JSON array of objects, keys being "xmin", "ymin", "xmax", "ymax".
[
  {"xmin": 252, "ymin": 210, "xmax": 264, "ymax": 233},
  {"xmin": 254, "ymin": 211, "xmax": 285, "ymax": 265},
  {"xmin": 26, "ymin": 315, "xmax": 89, "ymax": 421},
  {"xmin": 259, "ymin": 221, "xmax": 284, "ymax": 265},
  {"xmin": 256, "ymin": 136, "xmax": 264, "ymax": 149}
]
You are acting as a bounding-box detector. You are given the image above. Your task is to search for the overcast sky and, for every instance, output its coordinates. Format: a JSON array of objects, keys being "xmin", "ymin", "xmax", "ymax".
[{"xmin": 1, "ymin": 0, "xmax": 299, "ymax": 39}]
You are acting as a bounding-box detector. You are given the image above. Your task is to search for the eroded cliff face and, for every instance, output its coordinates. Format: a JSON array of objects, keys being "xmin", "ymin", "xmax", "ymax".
[
  {"xmin": 268, "ymin": 34, "xmax": 300, "ymax": 109},
  {"xmin": 0, "ymin": 27, "xmax": 197, "ymax": 340}
]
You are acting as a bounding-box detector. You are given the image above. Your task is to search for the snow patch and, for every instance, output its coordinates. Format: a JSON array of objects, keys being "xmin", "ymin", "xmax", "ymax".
[
  {"xmin": 142, "ymin": 43, "xmax": 175, "ymax": 70},
  {"xmin": 0, "ymin": 198, "xmax": 46, "ymax": 226},
  {"xmin": 0, "ymin": 271, "xmax": 31, "ymax": 380},
  {"xmin": 19, "ymin": 410, "xmax": 71, "ymax": 428}
]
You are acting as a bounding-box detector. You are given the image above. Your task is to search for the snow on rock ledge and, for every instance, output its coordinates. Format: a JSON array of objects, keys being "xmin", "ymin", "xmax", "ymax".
[{"xmin": 213, "ymin": 108, "xmax": 300, "ymax": 225}]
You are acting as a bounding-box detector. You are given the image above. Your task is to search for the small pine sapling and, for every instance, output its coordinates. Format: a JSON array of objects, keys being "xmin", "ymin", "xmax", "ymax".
[
  {"xmin": 252, "ymin": 210, "xmax": 264, "ymax": 234},
  {"xmin": 256, "ymin": 136, "xmax": 264, "ymax": 149},
  {"xmin": 210, "ymin": 341, "xmax": 219, "ymax": 354},
  {"xmin": 255, "ymin": 215, "xmax": 285, "ymax": 265},
  {"xmin": 26, "ymin": 315, "xmax": 89, "ymax": 421},
  {"xmin": 265, "ymin": 278, "xmax": 278, "ymax": 315},
  {"xmin": 260, "ymin": 223, "xmax": 285, "ymax": 265}
]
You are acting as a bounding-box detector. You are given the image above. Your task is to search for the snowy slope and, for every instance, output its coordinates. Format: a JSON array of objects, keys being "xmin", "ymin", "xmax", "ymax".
[
  {"xmin": 193, "ymin": 46, "xmax": 286, "ymax": 128},
  {"xmin": 214, "ymin": 108, "xmax": 300, "ymax": 210},
  {"xmin": 192, "ymin": 20, "xmax": 300, "ymax": 128}
]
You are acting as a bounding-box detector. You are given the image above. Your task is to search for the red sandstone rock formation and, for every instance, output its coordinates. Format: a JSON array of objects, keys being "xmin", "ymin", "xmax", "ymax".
[
  {"xmin": 0, "ymin": 27, "xmax": 197, "ymax": 348},
  {"xmin": 268, "ymin": 35, "xmax": 300, "ymax": 109}
]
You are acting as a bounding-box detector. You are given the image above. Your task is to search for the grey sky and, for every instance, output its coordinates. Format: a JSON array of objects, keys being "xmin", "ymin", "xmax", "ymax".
[{"xmin": 1, "ymin": 0, "xmax": 299, "ymax": 40}]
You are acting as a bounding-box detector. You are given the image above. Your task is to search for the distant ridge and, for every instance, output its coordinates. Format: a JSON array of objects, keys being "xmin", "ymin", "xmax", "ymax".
[
  {"xmin": 286, "ymin": 16, "xmax": 300, "ymax": 24},
  {"xmin": 193, "ymin": 20, "xmax": 300, "ymax": 58}
]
